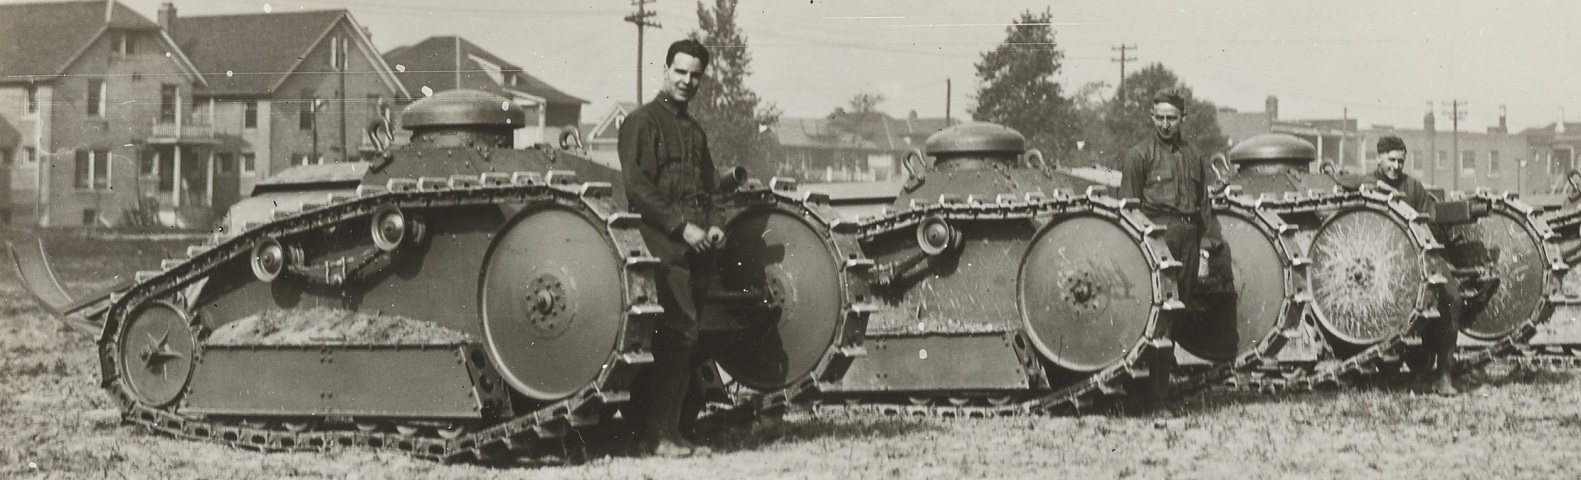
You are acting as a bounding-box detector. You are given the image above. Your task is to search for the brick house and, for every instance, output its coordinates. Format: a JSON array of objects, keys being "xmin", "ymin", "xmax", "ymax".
[
  {"xmin": 384, "ymin": 36, "xmax": 585, "ymax": 149},
  {"xmin": 0, "ymin": 0, "xmax": 208, "ymax": 227},
  {"xmin": 168, "ymin": 5, "xmax": 408, "ymax": 200}
]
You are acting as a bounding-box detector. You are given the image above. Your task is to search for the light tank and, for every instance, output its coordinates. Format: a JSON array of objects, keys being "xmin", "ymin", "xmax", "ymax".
[
  {"xmin": 10, "ymin": 89, "xmax": 871, "ymax": 462},
  {"xmin": 1211, "ymin": 133, "xmax": 1561, "ymax": 389},
  {"xmin": 809, "ymin": 122, "xmax": 1185, "ymax": 416}
]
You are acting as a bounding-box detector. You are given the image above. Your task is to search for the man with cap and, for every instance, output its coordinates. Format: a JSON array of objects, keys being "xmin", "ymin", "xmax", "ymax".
[
  {"xmin": 618, "ymin": 38, "xmax": 726, "ymax": 456},
  {"xmin": 1118, "ymin": 91, "xmax": 1235, "ymax": 366},
  {"xmin": 1365, "ymin": 135, "xmax": 1461, "ymax": 395}
]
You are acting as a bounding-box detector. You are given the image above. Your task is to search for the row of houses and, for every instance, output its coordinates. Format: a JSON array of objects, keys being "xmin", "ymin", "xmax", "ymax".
[{"xmin": 0, "ymin": 1, "xmax": 587, "ymax": 228}]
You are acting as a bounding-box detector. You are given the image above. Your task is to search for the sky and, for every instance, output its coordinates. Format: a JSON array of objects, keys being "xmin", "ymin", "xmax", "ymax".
[{"xmin": 37, "ymin": 0, "xmax": 1581, "ymax": 132}]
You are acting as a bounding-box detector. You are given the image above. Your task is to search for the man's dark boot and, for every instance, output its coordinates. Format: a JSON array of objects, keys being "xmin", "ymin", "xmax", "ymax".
[{"xmin": 642, "ymin": 330, "xmax": 708, "ymax": 457}]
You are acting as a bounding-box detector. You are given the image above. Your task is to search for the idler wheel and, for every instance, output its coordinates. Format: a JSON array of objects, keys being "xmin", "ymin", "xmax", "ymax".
[
  {"xmin": 1174, "ymin": 211, "xmax": 1287, "ymax": 361},
  {"xmin": 916, "ymin": 216, "xmax": 961, "ymax": 256},
  {"xmin": 370, "ymin": 205, "xmax": 408, "ymax": 252},
  {"xmin": 1309, "ymin": 209, "xmax": 1426, "ymax": 345},
  {"xmin": 1445, "ymin": 210, "xmax": 1546, "ymax": 340},
  {"xmin": 712, "ymin": 210, "xmax": 844, "ymax": 391},
  {"xmin": 1019, "ymin": 215, "xmax": 1156, "ymax": 373},
  {"xmin": 118, "ymin": 302, "xmax": 196, "ymax": 406},
  {"xmin": 480, "ymin": 207, "xmax": 624, "ymax": 401},
  {"xmin": 250, "ymin": 239, "xmax": 288, "ymax": 282}
]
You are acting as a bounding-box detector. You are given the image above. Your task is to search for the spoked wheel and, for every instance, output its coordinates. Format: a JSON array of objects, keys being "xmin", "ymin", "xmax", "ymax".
[
  {"xmin": 1445, "ymin": 208, "xmax": 1549, "ymax": 341},
  {"xmin": 1019, "ymin": 214, "xmax": 1158, "ymax": 373},
  {"xmin": 480, "ymin": 206, "xmax": 626, "ymax": 401},
  {"xmin": 118, "ymin": 302, "xmax": 197, "ymax": 407},
  {"xmin": 712, "ymin": 209, "xmax": 846, "ymax": 391},
  {"xmin": 1308, "ymin": 209, "xmax": 1427, "ymax": 345}
]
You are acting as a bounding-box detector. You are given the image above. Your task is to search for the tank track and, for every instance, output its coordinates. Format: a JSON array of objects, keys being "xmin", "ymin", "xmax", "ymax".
[
  {"xmin": 1170, "ymin": 193, "xmax": 1310, "ymax": 396},
  {"xmin": 99, "ymin": 171, "xmax": 660, "ymax": 463},
  {"xmin": 810, "ymin": 189, "xmax": 1188, "ymax": 417},
  {"xmin": 1451, "ymin": 192, "xmax": 1569, "ymax": 367},
  {"xmin": 1222, "ymin": 188, "xmax": 1568, "ymax": 392},
  {"xmin": 694, "ymin": 180, "xmax": 878, "ymax": 424}
]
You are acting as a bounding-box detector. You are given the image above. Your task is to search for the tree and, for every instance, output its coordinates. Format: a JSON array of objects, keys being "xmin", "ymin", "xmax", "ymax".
[
  {"xmin": 1098, "ymin": 63, "xmax": 1228, "ymax": 165},
  {"xmin": 970, "ymin": 9, "xmax": 1078, "ymax": 155},
  {"xmin": 688, "ymin": 0, "xmax": 782, "ymax": 178},
  {"xmin": 827, "ymin": 93, "xmax": 887, "ymax": 146}
]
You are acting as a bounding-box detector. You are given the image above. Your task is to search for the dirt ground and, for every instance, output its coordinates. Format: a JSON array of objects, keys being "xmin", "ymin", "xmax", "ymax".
[{"xmin": 4, "ymin": 235, "xmax": 1581, "ymax": 479}]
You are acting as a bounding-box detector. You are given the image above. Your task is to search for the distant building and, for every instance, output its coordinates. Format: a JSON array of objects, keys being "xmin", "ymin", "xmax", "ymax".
[
  {"xmin": 772, "ymin": 112, "xmax": 950, "ymax": 183},
  {"xmin": 1216, "ymin": 95, "xmax": 1536, "ymax": 194},
  {"xmin": 384, "ymin": 36, "xmax": 586, "ymax": 149},
  {"xmin": 169, "ymin": 5, "xmax": 409, "ymax": 201},
  {"xmin": 1518, "ymin": 122, "xmax": 1580, "ymax": 195},
  {"xmin": 0, "ymin": 0, "xmax": 207, "ymax": 227},
  {"xmin": 581, "ymin": 101, "xmax": 639, "ymax": 171}
]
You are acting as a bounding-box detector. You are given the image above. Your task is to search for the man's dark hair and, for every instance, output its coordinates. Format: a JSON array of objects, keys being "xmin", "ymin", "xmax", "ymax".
[
  {"xmin": 1377, "ymin": 135, "xmax": 1407, "ymax": 153},
  {"xmin": 1151, "ymin": 90, "xmax": 1186, "ymax": 111},
  {"xmin": 666, "ymin": 39, "xmax": 711, "ymax": 69}
]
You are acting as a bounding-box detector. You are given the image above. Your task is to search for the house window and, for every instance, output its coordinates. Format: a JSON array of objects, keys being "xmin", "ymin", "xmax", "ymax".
[
  {"xmin": 140, "ymin": 151, "xmax": 155, "ymax": 175},
  {"xmin": 1437, "ymin": 151, "xmax": 1447, "ymax": 170},
  {"xmin": 87, "ymin": 79, "xmax": 106, "ymax": 116},
  {"xmin": 22, "ymin": 147, "xmax": 36, "ymax": 164},
  {"xmin": 159, "ymin": 84, "xmax": 178, "ymax": 123},
  {"xmin": 299, "ymin": 91, "xmax": 315, "ymax": 130},
  {"xmin": 111, "ymin": 31, "xmax": 135, "ymax": 57},
  {"xmin": 293, "ymin": 153, "xmax": 311, "ymax": 166},
  {"xmin": 1460, "ymin": 151, "xmax": 1476, "ymax": 173},
  {"xmin": 74, "ymin": 149, "xmax": 111, "ymax": 190},
  {"xmin": 1489, "ymin": 150, "xmax": 1501, "ymax": 176},
  {"xmin": 24, "ymin": 85, "xmax": 37, "ymax": 114},
  {"xmin": 82, "ymin": 209, "xmax": 98, "ymax": 226},
  {"xmin": 216, "ymin": 153, "xmax": 235, "ymax": 174},
  {"xmin": 243, "ymin": 101, "xmax": 258, "ymax": 128},
  {"xmin": 132, "ymin": 72, "xmax": 142, "ymax": 82},
  {"xmin": 1, "ymin": 149, "xmax": 11, "ymax": 167},
  {"xmin": 241, "ymin": 153, "xmax": 256, "ymax": 174}
]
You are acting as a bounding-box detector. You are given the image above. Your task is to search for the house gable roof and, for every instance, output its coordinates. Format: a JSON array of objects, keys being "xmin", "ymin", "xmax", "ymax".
[
  {"xmin": 0, "ymin": 1, "xmax": 162, "ymax": 81},
  {"xmin": 171, "ymin": 9, "xmax": 354, "ymax": 96},
  {"xmin": 587, "ymin": 101, "xmax": 640, "ymax": 142},
  {"xmin": 383, "ymin": 36, "xmax": 585, "ymax": 105}
]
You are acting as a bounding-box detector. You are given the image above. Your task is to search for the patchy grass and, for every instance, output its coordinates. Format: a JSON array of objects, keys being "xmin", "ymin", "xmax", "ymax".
[{"xmin": 3, "ymin": 242, "xmax": 1581, "ymax": 479}]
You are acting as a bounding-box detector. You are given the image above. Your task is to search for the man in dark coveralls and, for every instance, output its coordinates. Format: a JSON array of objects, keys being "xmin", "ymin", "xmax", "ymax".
[
  {"xmin": 1119, "ymin": 91, "xmax": 1233, "ymax": 353},
  {"xmin": 1365, "ymin": 135, "xmax": 1461, "ymax": 395},
  {"xmin": 618, "ymin": 39, "xmax": 727, "ymax": 457}
]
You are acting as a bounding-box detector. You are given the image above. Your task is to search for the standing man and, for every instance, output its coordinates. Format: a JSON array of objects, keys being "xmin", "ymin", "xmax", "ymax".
[
  {"xmin": 1365, "ymin": 135, "xmax": 1460, "ymax": 395},
  {"xmin": 618, "ymin": 39, "xmax": 727, "ymax": 457},
  {"xmin": 1119, "ymin": 91, "xmax": 1233, "ymax": 357}
]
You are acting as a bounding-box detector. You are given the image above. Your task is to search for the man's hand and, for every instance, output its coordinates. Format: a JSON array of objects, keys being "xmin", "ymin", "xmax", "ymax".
[
  {"xmin": 682, "ymin": 223, "xmax": 709, "ymax": 252},
  {"xmin": 705, "ymin": 226, "xmax": 726, "ymax": 251},
  {"xmin": 1373, "ymin": 179, "xmax": 1400, "ymax": 194}
]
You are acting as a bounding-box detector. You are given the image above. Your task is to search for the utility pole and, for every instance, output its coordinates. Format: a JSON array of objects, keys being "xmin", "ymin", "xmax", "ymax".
[
  {"xmin": 1111, "ymin": 44, "xmax": 1137, "ymax": 104},
  {"xmin": 945, "ymin": 78, "xmax": 952, "ymax": 125},
  {"xmin": 625, "ymin": 0, "xmax": 661, "ymax": 104},
  {"xmin": 1442, "ymin": 99, "xmax": 1467, "ymax": 190}
]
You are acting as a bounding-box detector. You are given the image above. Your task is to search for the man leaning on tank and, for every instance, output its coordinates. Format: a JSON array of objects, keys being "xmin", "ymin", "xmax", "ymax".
[
  {"xmin": 1364, "ymin": 136, "xmax": 1462, "ymax": 396},
  {"xmin": 617, "ymin": 39, "xmax": 727, "ymax": 457},
  {"xmin": 1117, "ymin": 91, "xmax": 1234, "ymax": 351}
]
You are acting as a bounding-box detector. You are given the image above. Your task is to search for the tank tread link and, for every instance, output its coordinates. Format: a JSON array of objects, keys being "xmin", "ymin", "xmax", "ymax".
[
  {"xmin": 97, "ymin": 170, "xmax": 871, "ymax": 463},
  {"xmin": 812, "ymin": 188, "xmax": 1185, "ymax": 417}
]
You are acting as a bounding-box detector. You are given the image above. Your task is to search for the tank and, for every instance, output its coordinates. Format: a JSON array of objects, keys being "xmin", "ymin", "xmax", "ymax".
[
  {"xmin": 1214, "ymin": 133, "xmax": 1562, "ymax": 389},
  {"xmin": 1505, "ymin": 170, "xmax": 1581, "ymax": 366},
  {"xmin": 10, "ymin": 90, "xmax": 871, "ymax": 462},
  {"xmin": 810, "ymin": 122, "xmax": 1184, "ymax": 415}
]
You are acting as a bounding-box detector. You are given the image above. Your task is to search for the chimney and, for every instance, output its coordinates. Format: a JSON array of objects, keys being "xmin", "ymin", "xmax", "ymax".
[
  {"xmin": 158, "ymin": 3, "xmax": 176, "ymax": 34},
  {"xmin": 1265, "ymin": 95, "xmax": 1279, "ymax": 122},
  {"xmin": 1423, "ymin": 111, "xmax": 1435, "ymax": 132}
]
